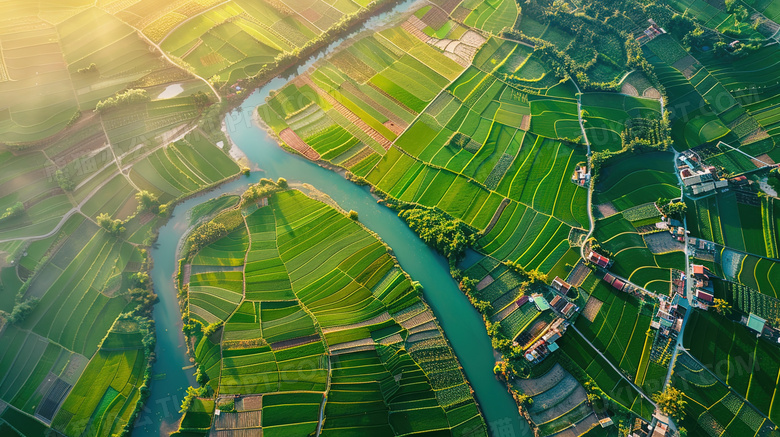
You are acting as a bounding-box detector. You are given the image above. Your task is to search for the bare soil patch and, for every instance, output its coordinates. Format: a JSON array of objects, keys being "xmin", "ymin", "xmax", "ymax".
[
  {"xmin": 644, "ymin": 232, "xmax": 684, "ymax": 254},
  {"xmin": 581, "ymin": 297, "xmax": 603, "ymax": 322}
]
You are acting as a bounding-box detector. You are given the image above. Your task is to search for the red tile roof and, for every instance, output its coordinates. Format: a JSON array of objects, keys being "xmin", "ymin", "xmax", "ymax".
[{"xmin": 696, "ymin": 290, "xmax": 714, "ymax": 302}]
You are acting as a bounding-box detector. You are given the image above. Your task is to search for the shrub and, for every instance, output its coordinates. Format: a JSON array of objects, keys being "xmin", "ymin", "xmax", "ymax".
[
  {"xmin": 95, "ymin": 89, "xmax": 150, "ymax": 113},
  {"xmin": 0, "ymin": 202, "xmax": 24, "ymax": 223}
]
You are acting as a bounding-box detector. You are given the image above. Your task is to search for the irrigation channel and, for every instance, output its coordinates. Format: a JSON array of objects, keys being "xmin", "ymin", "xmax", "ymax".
[{"xmin": 134, "ymin": 3, "xmax": 530, "ymax": 435}]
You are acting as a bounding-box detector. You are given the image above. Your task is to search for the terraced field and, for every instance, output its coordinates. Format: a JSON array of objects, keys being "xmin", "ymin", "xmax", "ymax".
[{"xmin": 178, "ymin": 187, "xmax": 487, "ymax": 435}]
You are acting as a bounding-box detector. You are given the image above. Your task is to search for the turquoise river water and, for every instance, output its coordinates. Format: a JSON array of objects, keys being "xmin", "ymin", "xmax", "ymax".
[{"xmin": 133, "ymin": 4, "xmax": 530, "ymax": 436}]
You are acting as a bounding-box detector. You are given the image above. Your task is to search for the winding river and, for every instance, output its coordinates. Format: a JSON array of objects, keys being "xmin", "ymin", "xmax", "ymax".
[{"xmin": 133, "ymin": 3, "xmax": 530, "ymax": 435}]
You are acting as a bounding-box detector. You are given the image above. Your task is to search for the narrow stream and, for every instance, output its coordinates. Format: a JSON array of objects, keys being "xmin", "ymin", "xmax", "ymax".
[{"xmin": 133, "ymin": 3, "xmax": 530, "ymax": 435}]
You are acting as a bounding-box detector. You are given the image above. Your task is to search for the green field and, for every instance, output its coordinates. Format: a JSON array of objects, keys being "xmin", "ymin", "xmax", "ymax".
[
  {"xmin": 682, "ymin": 311, "xmax": 780, "ymax": 425},
  {"xmin": 52, "ymin": 317, "xmax": 150, "ymax": 437},
  {"xmin": 179, "ymin": 186, "xmax": 487, "ymax": 435}
]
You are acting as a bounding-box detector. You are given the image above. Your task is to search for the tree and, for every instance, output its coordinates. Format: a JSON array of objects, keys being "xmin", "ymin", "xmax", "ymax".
[
  {"xmin": 348, "ymin": 210, "xmax": 358, "ymax": 221},
  {"xmin": 397, "ymin": 208, "xmax": 476, "ymax": 261},
  {"xmin": 277, "ymin": 177, "xmax": 288, "ymax": 188},
  {"xmin": 473, "ymin": 300, "xmax": 492, "ymax": 313},
  {"xmin": 191, "ymin": 91, "xmax": 212, "ymax": 112},
  {"xmin": 652, "ymin": 386, "xmax": 687, "ymax": 420},
  {"xmin": 202, "ymin": 321, "xmax": 222, "ymax": 338},
  {"xmin": 0, "ymin": 202, "xmax": 24, "ymax": 224},
  {"xmin": 195, "ymin": 365, "xmax": 209, "ymax": 385},
  {"xmin": 55, "ymin": 169, "xmax": 76, "ymax": 191},
  {"xmin": 135, "ymin": 190, "xmax": 159, "ymax": 213},
  {"xmin": 7, "ymin": 298, "xmax": 39, "ymax": 324},
  {"xmin": 179, "ymin": 386, "xmax": 208, "ymax": 413},
  {"xmin": 97, "ymin": 213, "xmax": 125, "ymax": 236},
  {"xmin": 713, "ymin": 298, "xmax": 732, "ymax": 316},
  {"xmin": 657, "ymin": 198, "xmax": 687, "ymax": 219},
  {"xmin": 95, "ymin": 89, "xmax": 150, "ymax": 113}
]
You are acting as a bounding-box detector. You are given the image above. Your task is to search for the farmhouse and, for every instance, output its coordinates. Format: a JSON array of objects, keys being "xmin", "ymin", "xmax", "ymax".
[
  {"xmin": 588, "ymin": 251, "xmax": 612, "ymax": 268},
  {"xmin": 746, "ymin": 313, "xmax": 767, "ymax": 333},
  {"xmin": 515, "ymin": 295, "xmax": 530, "ymax": 307},
  {"xmin": 669, "ymin": 226, "xmax": 688, "ymax": 242},
  {"xmin": 691, "ymin": 180, "xmax": 728, "ymax": 196},
  {"xmin": 691, "ymin": 264, "xmax": 711, "ymax": 287},
  {"xmin": 551, "ymin": 276, "xmax": 573, "ymax": 295},
  {"xmin": 550, "ymin": 294, "xmax": 579, "ymax": 319},
  {"xmin": 524, "ymin": 318, "xmax": 568, "ymax": 363},
  {"xmin": 636, "ymin": 19, "xmax": 666, "ymax": 44},
  {"xmin": 572, "ymin": 165, "xmax": 590, "ymax": 186}
]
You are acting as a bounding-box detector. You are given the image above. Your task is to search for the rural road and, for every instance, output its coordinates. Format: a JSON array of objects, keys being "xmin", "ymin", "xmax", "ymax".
[
  {"xmin": 571, "ymin": 326, "xmax": 658, "ymax": 407},
  {"xmin": 571, "ymin": 78, "xmax": 594, "ymax": 261}
]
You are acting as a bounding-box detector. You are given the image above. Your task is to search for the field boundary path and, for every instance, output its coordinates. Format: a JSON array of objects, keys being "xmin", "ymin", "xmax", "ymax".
[
  {"xmin": 133, "ymin": 30, "xmax": 222, "ymax": 102},
  {"xmin": 717, "ymin": 140, "xmax": 775, "ymax": 168}
]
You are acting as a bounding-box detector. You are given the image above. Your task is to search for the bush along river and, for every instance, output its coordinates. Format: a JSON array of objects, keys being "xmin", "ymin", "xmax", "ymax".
[{"xmin": 133, "ymin": 3, "xmax": 530, "ymax": 436}]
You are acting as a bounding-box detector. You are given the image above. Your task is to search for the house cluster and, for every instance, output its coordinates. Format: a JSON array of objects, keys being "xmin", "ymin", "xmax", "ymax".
[
  {"xmin": 226, "ymin": 82, "xmax": 245, "ymax": 99},
  {"xmin": 678, "ymin": 153, "xmax": 728, "ymax": 196},
  {"xmin": 524, "ymin": 317, "xmax": 568, "ymax": 363},
  {"xmin": 550, "ymin": 277, "xmax": 579, "ymax": 319},
  {"xmin": 691, "ymin": 264, "xmax": 715, "ymax": 308},
  {"xmin": 651, "ymin": 295, "xmax": 686, "ymax": 336},
  {"xmin": 668, "ymin": 224, "xmax": 689, "ymax": 242},
  {"xmin": 636, "ymin": 19, "xmax": 666, "ymax": 44},
  {"xmin": 688, "ymin": 237, "xmax": 716, "ymax": 255},
  {"xmin": 572, "ymin": 165, "xmax": 590, "ymax": 187},
  {"xmin": 672, "ymin": 270, "xmax": 685, "ymax": 297}
]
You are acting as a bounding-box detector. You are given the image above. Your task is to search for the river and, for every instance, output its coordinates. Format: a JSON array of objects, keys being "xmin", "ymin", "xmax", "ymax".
[{"xmin": 133, "ymin": 3, "xmax": 530, "ymax": 436}]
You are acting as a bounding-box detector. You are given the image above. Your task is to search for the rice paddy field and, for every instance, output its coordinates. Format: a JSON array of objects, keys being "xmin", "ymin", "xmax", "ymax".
[
  {"xmin": 51, "ymin": 318, "xmax": 149, "ymax": 437},
  {"xmin": 581, "ymin": 93, "xmax": 663, "ymax": 153},
  {"xmin": 555, "ymin": 327, "xmax": 656, "ymax": 420},
  {"xmin": 575, "ymin": 275, "xmax": 655, "ymax": 386},
  {"xmin": 154, "ymin": 0, "xmax": 376, "ymax": 83},
  {"xmin": 0, "ymin": 1, "xmax": 212, "ymax": 145},
  {"xmin": 671, "ymin": 349, "xmax": 776, "ymax": 437},
  {"xmin": 590, "ymin": 151, "xmax": 683, "ymax": 293},
  {"xmin": 179, "ymin": 188, "xmax": 487, "ymax": 435},
  {"xmin": 685, "ymin": 191, "xmax": 776, "ymax": 257},
  {"xmin": 642, "ymin": 33, "xmax": 779, "ymax": 171},
  {"xmin": 735, "ymin": 254, "xmax": 780, "ymax": 299},
  {"xmin": 643, "ymin": 36, "xmax": 736, "ymax": 151},
  {"xmin": 695, "ymin": 43, "xmax": 780, "ymax": 162},
  {"xmin": 0, "ymin": 4, "xmax": 239, "ymax": 430},
  {"xmin": 463, "ymin": 257, "xmax": 552, "ymax": 340},
  {"xmin": 258, "ymin": 20, "xmax": 470, "ymax": 176},
  {"xmin": 458, "ymin": 0, "xmax": 518, "ymax": 34},
  {"xmin": 681, "ymin": 311, "xmax": 780, "ymax": 429}
]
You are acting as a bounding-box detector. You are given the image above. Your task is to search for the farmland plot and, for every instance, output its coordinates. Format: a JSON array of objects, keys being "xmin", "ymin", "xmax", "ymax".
[
  {"xmin": 682, "ymin": 311, "xmax": 780, "ymax": 424},
  {"xmin": 51, "ymin": 317, "xmax": 150, "ymax": 437},
  {"xmin": 258, "ymin": 20, "xmax": 468, "ymax": 174},
  {"xmin": 122, "ymin": 0, "xmax": 371, "ymax": 83},
  {"xmin": 575, "ymin": 279, "xmax": 654, "ymax": 380},
  {"xmin": 179, "ymin": 188, "xmax": 487, "ymax": 435}
]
